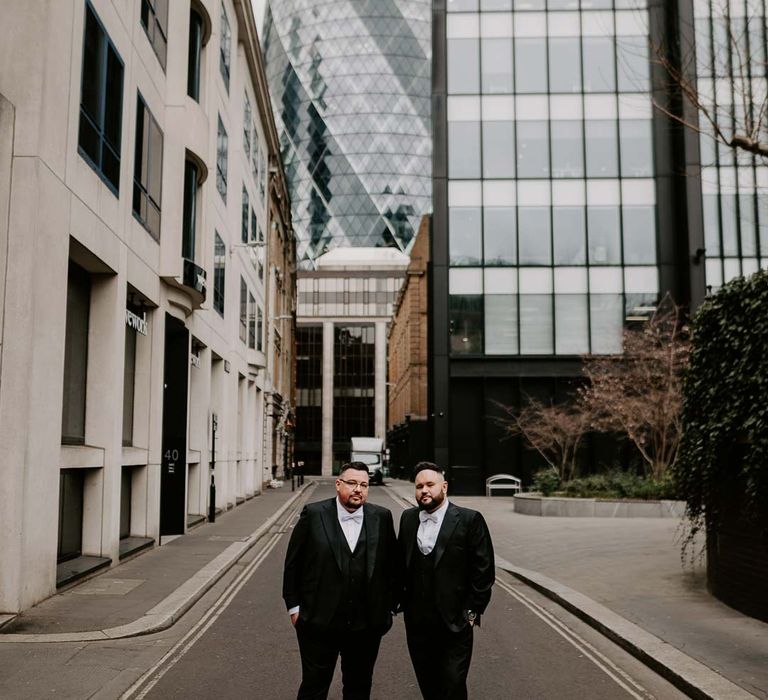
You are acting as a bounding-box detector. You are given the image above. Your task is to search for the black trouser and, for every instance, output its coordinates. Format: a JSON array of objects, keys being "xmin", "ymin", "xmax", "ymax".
[
  {"xmin": 295, "ymin": 621, "xmax": 382, "ymax": 700},
  {"xmin": 405, "ymin": 618, "xmax": 474, "ymax": 700}
]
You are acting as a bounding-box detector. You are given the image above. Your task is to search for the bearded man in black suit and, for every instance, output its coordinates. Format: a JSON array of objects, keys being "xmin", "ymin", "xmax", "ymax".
[
  {"xmin": 282, "ymin": 461, "xmax": 398, "ymax": 700},
  {"xmin": 398, "ymin": 461, "xmax": 495, "ymax": 700}
]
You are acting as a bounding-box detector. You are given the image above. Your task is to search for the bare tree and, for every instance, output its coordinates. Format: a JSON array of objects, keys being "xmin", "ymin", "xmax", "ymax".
[
  {"xmin": 579, "ymin": 296, "xmax": 690, "ymax": 481},
  {"xmin": 495, "ymin": 398, "xmax": 591, "ymax": 482},
  {"xmin": 653, "ymin": 0, "xmax": 768, "ymax": 159}
]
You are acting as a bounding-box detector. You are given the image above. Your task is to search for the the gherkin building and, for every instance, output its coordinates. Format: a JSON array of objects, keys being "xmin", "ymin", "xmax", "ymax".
[{"xmin": 262, "ymin": 0, "xmax": 431, "ymax": 267}]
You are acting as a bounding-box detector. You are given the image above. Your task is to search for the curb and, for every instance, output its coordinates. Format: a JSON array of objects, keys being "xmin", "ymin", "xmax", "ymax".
[
  {"xmin": 496, "ymin": 558, "xmax": 757, "ymax": 700},
  {"xmin": 0, "ymin": 481, "xmax": 315, "ymax": 644}
]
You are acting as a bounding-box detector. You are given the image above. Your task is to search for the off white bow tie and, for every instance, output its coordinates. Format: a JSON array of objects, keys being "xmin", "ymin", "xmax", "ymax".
[
  {"xmin": 341, "ymin": 512, "xmax": 363, "ymax": 523},
  {"xmin": 419, "ymin": 512, "xmax": 438, "ymax": 524}
]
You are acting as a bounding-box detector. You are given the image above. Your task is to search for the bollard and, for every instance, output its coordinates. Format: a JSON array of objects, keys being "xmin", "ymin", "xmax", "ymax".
[{"xmin": 209, "ymin": 473, "xmax": 216, "ymax": 523}]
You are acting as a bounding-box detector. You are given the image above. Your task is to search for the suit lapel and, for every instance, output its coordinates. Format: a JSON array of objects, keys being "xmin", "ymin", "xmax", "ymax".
[
  {"xmin": 432, "ymin": 503, "xmax": 460, "ymax": 568},
  {"xmin": 364, "ymin": 504, "xmax": 379, "ymax": 580},
  {"xmin": 319, "ymin": 498, "xmax": 344, "ymax": 573}
]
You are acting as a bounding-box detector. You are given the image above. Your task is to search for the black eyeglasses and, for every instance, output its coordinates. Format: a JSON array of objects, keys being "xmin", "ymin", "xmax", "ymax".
[{"xmin": 338, "ymin": 479, "xmax": 369, "ymax": 490}]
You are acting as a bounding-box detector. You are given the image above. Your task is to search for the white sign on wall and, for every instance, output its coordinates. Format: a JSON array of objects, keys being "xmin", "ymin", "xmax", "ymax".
[{"xmin": 126, "ymin": 309, "xmax": 148, "ymax": 336}]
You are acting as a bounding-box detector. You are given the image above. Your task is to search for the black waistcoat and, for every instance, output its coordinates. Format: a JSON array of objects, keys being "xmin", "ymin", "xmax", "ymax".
[
  {"xmin": 332, "ymin": 519, "xmax": 369, "ymax": 631},
  {"xmin": 408, "ymin": 547, "xmax": 441, "ymax": 625}
]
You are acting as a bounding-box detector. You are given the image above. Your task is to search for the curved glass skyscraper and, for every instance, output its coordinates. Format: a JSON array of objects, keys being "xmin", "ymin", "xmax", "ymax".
[{"xmin": 262, "ymin": 0, "xmax": 431, "ymax": 267}]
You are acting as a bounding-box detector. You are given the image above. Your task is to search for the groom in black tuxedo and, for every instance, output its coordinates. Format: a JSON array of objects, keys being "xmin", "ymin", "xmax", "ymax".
[
  {"xmin": 399, "ymin": 462, "xmax": 495, "ymax": 700},
  {"xmin": 282, "ymin": 462, "xmax": 398, "ymax": 699}
]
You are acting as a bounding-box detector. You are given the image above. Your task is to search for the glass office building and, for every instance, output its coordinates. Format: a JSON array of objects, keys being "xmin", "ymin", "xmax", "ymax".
[
  {"xmin": 262, "ymin": 0, "xmax": 432, "ymax": 267},
  {"xmin": 431, "ymin": 0, "xmax": 768, "ymax": 492}
]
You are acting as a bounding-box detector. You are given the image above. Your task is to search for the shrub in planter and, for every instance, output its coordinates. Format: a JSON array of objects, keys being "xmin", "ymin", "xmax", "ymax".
[
  {"xmin": 673, "ymin": 270, "xmax": 768, "ymax": 621},
  {"xmin": 532, "ymin": 469, "xmax": 561, "ymax": 496}
]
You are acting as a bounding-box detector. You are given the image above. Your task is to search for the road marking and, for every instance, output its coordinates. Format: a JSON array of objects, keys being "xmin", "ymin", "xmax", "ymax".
[
  {"xmin": 495, "ymin": 576, "xmax": 655, "ymax": 700},
  {"xmin": 120, "ymin": 499, "xmax": 306, "ymax": 700}
]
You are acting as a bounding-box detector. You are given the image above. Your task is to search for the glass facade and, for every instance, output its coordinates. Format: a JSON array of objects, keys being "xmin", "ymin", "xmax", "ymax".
[
  {"xmin": 297, "ymin": 275, "xmax": 401, "ymax": 318},
  {"xmin": 332, "ymin": 325, "xmax": 375, "ymax": 470},
  {"xmin": 693, "ymin": 0, "xmax": 768, "ymax": 291},
  {"xmin": 446, "ymin": 1, "xmax": 659, "ymax": 357},
  {"xmin": 262, "ymin": 0, "xmax": 432, "ymax": 267},
  {"xmin": 295, "ymin": 326, "xmax": 323, "ymax": 474}
]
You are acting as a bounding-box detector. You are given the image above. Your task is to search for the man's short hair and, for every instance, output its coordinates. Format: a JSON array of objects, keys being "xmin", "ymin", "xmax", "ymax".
[
  {"xmin": 413, "ymin": 461, "xmax": 444, "ymax": 478},
  {"xmin": 339, "ymin": 461, "xmax": 370, "ymax": 478}
]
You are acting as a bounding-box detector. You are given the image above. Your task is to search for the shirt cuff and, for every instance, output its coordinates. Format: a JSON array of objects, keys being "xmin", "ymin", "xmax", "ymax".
[{"xmin": 288, "ymin": 606, "xmax": 300, "ymax": 615}]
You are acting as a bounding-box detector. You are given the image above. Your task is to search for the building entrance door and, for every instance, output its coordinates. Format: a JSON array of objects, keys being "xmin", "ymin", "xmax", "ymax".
[{"xmin": 160, "ymin": 314, "xmax": 189, "ymax": 536}]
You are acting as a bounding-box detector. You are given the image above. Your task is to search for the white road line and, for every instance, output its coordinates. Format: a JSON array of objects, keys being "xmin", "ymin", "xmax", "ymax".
[
  {"xmin": 495, "ymin": 577, "xmax": 654, "ymax": 700},
  {"xmin": 121, "ymin": 500, "xmax": 305, "ymax": 700}
]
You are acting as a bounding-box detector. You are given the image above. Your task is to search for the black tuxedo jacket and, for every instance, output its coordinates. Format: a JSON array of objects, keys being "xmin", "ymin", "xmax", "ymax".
[
  {"xmin": 399, "ymin": 502, "xmax": 495, "ymax": 632},
  {"xmin": 282, "ymin": 497, "xmax": 398, "ymax": 633}
]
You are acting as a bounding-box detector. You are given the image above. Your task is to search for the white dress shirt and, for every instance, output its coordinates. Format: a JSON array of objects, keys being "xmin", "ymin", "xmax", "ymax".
[
  {"xmin": 416, "ymin": 498, "xmax": 450, "ymax": 555},
  {"xmin": 288, "ymin": 499, "xmax": 365, "ymax": 616},
  {"xmin": 336, "ymin": 497, "xmax": 364, "ymax": 551}
]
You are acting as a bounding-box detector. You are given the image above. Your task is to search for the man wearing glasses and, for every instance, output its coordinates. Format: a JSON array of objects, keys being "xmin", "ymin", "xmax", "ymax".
[{"xmin": 282, "ymin": 462, "xmax": 398, "ymax": 699}]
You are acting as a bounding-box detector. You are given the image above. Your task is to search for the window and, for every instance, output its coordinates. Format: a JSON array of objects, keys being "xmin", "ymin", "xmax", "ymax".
[
  {"xmin": 517, "ymin": 122, "xmax": 549, "ymax": 178},
  {"xmin": 220, "ymin": 3, "xmax": 231, "ymax": 91},
  {"xmin": 140, "ymin": 0, "xmax": 168, "ymax": 68},
  {"xmin": 549, "ymin": 38, "xmax": 581, "ymax": 93},
  {"xmin": 79, "ymin": 3, "xmax": 124, "ymax": 193},
  {"xmin": 217, "ymin": 116, "xmax": 228, "ymax": 200},
  {"xmin": 482, "ymin": 121, "xmax": 515, "ymax": 178},
  {"xmin": 481, "ymin": 38, "xmax": 513, "ymax": 93},
  {"xmin": 182, "ymin": 160, "xmax": 198, "ymax": 259},
  {"xmin": 585, "ymin": 121, "xmax": 618, "ymax": 177},
  {"xmin": 214, "ymin": 233, "xmax": 225, "ymax": 316},
  {"xmin": 239, "ymin": 277, "xmax": 247, "ymax": 342},
  {"xmin": 551, "ymin": 121, "xmax": 584, "ymax": 178},
  {"xmin": 123, "ymin": 317, "xmax": 137, "ymax": 445},
  {"xmin": 449, "ymin": 207, "xmax": 482, "ymax": 265},
  {"xmin": 252, "ymin": 138, "xmax": 260, "ymax": 184},
  {"xmin": 250, "ymin": 206, "xmax": 258, "ymax": 243},
  {"xmin": 515, "ymin": 39, "xmax": 547, "ymax": 94},
  {"xmin": 447, "ymin": 39, "xmax": 479, "ymax": 94},
  {"xmin": 248, "ymin": 292, "xmax": 256, "ymax": 348},
  {"xmin": 484, "ymin": 207, "xmax": 516, "ymax": 265},
  {"xmin": 518, "ymin": 208, "xmax": 551, "ymax": 265},
  {"xmin": 448, "ymin": 121, "xmax": 481, "ymax": 178},
  {"xmin": 187, "ymin": 8, "xmax": 203, "ymax": 100},
  {"xmin": 583, "ymin": 38, "xmax": 616, "ymax": 93},
  {"xmin": 241, "ymin": 186, "xmax": 249, "ymax": 243},
  {"xmin": 257, "ymin": 306, "xmax": 263, "ymax": 352},
  {"xmin": 588, "ymin": 207, "xmax": 621, "ymax": 264},
  {"xmin": 133, "ymin": 95, "xmax": 163, "ymax": 239},
  {"xmin": 62, "ymin": 262, "xmax": 91, "ymax": 444},
  {"xmin": 449, "ymin": 295, "xmax": 483, "ymax": 355},
  {"xmin": 243, "ymin": 93, "xmax": 252, "ymax": 159}
]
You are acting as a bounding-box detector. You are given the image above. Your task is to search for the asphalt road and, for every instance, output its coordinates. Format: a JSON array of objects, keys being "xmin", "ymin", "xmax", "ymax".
[{"xmin": 125, "ymin": 483, "xmax": 686, "ymax": 700}]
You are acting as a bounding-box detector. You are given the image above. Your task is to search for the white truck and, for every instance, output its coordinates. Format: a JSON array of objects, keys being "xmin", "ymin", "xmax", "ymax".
[{"xmin": 350, "ymin": 436, "xmax": 386, "ymax": 485}]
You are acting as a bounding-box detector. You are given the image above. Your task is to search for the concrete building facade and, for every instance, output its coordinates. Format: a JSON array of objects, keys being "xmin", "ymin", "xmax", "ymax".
[{"xmin": 0, "ymin": 0, "xmax": 294, "ymax": 614}]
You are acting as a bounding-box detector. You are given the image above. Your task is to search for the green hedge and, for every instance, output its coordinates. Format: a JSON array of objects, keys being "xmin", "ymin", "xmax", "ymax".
[
  {"xmin": 531, "ymin": 469, "xmax": 676, "ymax": 500},
  {"xmin": 673, "ymin": 270, "xmax": 768, "ymax": 533}
]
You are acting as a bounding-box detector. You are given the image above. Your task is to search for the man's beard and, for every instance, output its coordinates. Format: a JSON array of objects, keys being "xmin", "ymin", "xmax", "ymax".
[
  {"xmin": 417, "ymin": 490, "xmax": 445, "ymax": 512},
  {"xmin": 340, "ymin": 494, "xmax": 364, "ymax": 510}
]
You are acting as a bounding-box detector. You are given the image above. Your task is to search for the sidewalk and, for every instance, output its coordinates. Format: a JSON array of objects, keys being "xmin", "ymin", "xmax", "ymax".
[
  {"xmin": 388, "ymin": 479, "xmax": 767, "ymax": 700},
  {"xmin": 0, "ymin": 481, "xmax": 313, "ymax": 643}
]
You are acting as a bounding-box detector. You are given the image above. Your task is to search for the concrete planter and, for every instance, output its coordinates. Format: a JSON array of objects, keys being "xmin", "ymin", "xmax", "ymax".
[{"xmin": 513, "ymin": 493, "xmax": 686, "ymax": 518}]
